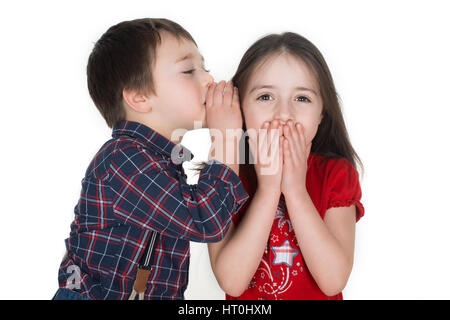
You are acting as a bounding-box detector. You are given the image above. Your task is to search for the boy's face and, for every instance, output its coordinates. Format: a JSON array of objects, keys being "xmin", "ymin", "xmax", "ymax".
[{"xmin": 150, "ymin": 31, "xmax": 213, "ymax": 135}]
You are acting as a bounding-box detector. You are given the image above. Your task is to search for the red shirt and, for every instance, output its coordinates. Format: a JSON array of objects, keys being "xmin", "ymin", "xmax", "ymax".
[{"xmin": 227, "ymin": 152, "xmax": 364, "ymax": 300}]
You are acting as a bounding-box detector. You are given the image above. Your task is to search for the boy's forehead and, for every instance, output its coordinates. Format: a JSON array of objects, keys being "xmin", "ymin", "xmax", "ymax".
[
  {"xmin": 157, "ymin": 32, "xmax": 203, "ymax": 63},
  {"xmin": 175, "ymin": 52, "xmax": 205, "ymax": 64}
]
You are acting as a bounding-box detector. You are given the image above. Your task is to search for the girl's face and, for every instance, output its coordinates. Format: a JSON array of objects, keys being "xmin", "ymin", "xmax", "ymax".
[{"xmin": 242, "ymin": 53, "xmax": 323, "ymax": 145}]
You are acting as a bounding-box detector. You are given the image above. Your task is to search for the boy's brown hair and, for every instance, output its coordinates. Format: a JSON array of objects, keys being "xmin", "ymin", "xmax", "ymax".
[{"xmin": 87, "ymin": 18, "xmax": 196, "ymax": 128}]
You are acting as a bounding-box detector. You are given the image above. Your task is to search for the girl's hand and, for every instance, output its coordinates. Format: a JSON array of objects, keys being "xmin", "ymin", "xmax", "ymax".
[
  {"xmin": 248, "ymin": 120, "xmax": 283, "ymax": 196},
  {"xmin": 281, "ymin": 120, "xmax": 312, "ymax": 199}
]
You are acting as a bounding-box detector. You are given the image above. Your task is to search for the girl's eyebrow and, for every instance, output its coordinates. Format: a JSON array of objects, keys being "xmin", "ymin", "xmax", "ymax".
[
  {"xmin": 248, "ymin": 85, "xmax": 276, "ymax": 94},
  {"xmin": 295, "ymin": 86, "xmax": 318, "ymax": 96},
  {"xmin": 249, "ymin": 84, "xmax": 318, "ymax": 96}
]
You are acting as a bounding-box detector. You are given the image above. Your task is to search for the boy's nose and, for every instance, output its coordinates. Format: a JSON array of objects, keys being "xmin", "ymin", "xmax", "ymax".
[{"xmin": 204, "ymin": 72, "xmax": 214, "ymax": 87}]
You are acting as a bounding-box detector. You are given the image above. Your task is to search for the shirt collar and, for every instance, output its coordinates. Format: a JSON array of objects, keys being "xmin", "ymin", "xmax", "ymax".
[{"xmin": 112, "ymin": 120, "xmax": 194, "ymax": 163}]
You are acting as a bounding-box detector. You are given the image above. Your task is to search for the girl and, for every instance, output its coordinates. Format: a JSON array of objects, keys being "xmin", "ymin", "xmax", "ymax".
[{"xmin": 208, "ymin": 32, "xmax": 365, "ymax": 300}]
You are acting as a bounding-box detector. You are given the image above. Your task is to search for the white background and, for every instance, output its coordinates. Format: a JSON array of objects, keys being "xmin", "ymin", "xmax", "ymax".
[{"xmin": 1, "ymin": 0, "xmax": 449, "ymax": 299}]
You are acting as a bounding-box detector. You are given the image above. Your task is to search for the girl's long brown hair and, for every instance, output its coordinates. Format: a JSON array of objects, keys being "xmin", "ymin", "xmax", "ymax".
[{"xmin": 233, "ymin": 32, "xmax": 363, "ymax": 184}]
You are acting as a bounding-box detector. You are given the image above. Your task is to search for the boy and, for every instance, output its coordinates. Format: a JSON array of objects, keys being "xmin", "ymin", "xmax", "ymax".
[{"xmin": 53, "ymin": 18, "xmax": 248, "ymax": 300}]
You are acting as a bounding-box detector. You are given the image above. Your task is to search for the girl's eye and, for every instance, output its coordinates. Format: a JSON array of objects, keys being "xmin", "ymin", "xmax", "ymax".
[
  {"xmin": 296, "ymin": 96, "xmax": 311, "ymax": 103},
  {"xmin": 257, "ymin": 94, "xmax": 273, "ymax": 101}
]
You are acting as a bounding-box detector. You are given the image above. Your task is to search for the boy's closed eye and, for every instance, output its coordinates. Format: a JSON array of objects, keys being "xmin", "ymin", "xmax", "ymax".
[
  {"xmin": 182, "ymin": 68, "xmax": 211, "ymax": 74},
  {"xmin": 182, "ymin": 66, "xmax": 211, "ymax": 74}
]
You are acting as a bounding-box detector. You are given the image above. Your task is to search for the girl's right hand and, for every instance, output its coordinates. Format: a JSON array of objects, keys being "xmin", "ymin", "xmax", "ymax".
[{"xmin": 248, "ymin": 120, "xmax": 283, "ymax": 195}]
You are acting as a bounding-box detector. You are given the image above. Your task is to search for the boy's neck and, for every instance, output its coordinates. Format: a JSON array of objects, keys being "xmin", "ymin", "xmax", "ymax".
[{"xmin": 125, "ymin": 117, "xmax": 184, "ymax": 145}]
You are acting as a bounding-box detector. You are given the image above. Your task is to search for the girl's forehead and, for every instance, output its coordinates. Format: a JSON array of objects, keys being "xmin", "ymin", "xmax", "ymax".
[{"xmin": 249, "ymin": 53, "xmax": 318, "ymax": 89}]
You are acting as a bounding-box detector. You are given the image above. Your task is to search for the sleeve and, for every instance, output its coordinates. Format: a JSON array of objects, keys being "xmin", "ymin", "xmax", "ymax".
[
  {"xmin": 109, "ymin": 147, "xmax": 249, "ymax": 243},
  {"xmin": 230, "ymin": 170, "xmax": 254, "ymax": 226},
  {"xmin": 324, "ymin": 158, "xmax": 365, "ymax": 222},
  {"xmin": 231, "ymin": 190, "xmax": 251, "ymax": 226}
]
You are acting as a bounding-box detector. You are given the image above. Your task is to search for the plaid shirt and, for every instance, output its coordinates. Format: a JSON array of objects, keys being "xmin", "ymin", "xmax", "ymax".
[{"xmin": 58, "ymin": 120, "xmax": 248, "ymax": 299}]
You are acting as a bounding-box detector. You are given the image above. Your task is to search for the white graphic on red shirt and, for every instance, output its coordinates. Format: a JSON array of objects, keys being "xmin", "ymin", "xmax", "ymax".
[{"xmin": 271, "ymin": 240, "xmax": 300, "ymax": 268}]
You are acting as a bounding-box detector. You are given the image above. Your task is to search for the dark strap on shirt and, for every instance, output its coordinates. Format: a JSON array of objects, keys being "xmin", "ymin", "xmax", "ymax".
[
  {"xmin": 139, "ymin": 231, "xmax": 158, "ymax": 269},
  {"xmin": 129, "ymin": 231, "xmax": 158, "ymax": 300}
]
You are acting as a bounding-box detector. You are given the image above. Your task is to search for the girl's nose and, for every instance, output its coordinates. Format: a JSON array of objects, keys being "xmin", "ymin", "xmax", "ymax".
[{"xmin": 275, "ymin": 102, "xmax": 292, "ymax": 124}]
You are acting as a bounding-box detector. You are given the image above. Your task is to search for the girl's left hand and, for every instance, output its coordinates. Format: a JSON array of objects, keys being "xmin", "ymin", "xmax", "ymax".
[{"xmin": 281, "ymin": 120, "xmax": 312, "ymax": 199}]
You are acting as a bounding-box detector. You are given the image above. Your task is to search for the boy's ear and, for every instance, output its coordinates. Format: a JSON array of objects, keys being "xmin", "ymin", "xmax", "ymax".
[{"xmin": 122, "ymin": 88, "xmax": 154, "ymax": 113}]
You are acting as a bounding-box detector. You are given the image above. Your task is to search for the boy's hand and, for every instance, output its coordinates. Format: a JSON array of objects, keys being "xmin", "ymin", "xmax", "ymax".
[
  {"xmin": 205, "ymin": 80, "xmax": 242, "ymax": 174},
  {"xmin": 248, "ymin": 120, "xmax": 283, "ymax": 196},
  {"xmin": 280, "ymin": 120, "xmax": 311, "ymax": 199},
  {"xmin": 205, "ymin": 80, "xmax": 242, "ymax": 138}
]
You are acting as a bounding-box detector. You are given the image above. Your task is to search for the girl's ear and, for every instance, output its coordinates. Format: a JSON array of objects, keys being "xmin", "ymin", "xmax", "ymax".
[{"xmin": 122, "ymin": 88, "xmax": 153, "ymax": 113}]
